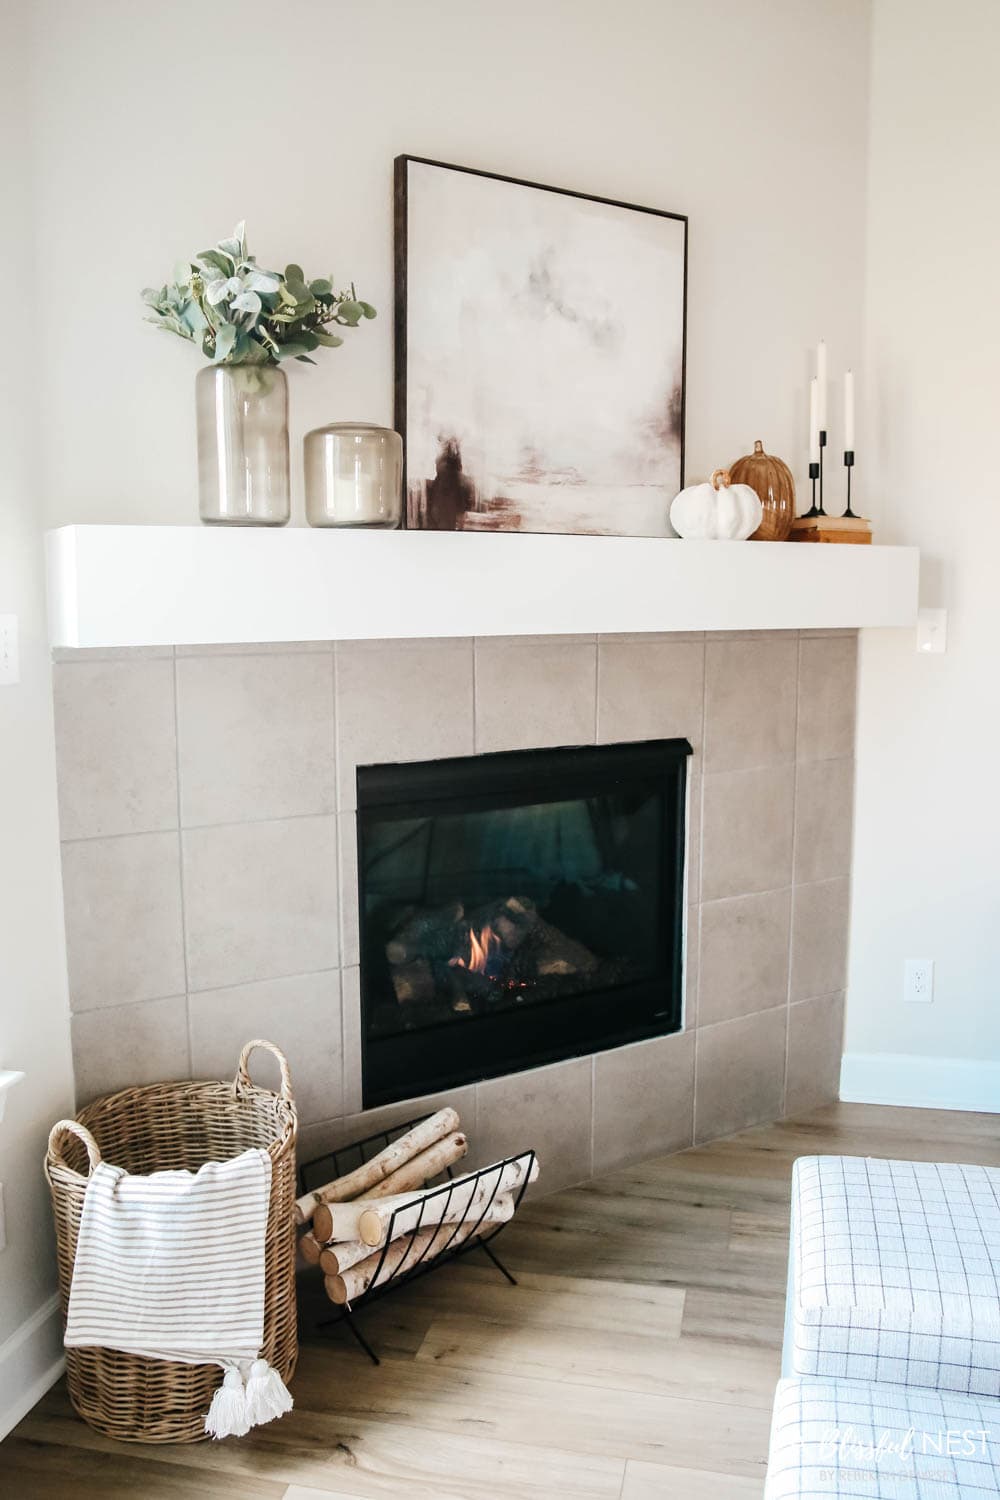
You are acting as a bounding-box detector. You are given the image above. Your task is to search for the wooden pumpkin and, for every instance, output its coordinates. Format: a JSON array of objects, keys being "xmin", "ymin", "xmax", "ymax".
[
  {"xmin": 669, "ymin": 468, "xmax": 763, "ymax": 541},
  {"xmin": 728, "ymin": 440, "xmax": 796, "ymax": 541}
]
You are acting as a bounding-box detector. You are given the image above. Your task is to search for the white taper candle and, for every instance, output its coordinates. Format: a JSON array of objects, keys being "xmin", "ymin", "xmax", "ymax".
[
  {"xmin": 816, "ymin": 340, "xmax": 828, "ymax": 431},
  {"xmin": 809, "ymin": 378, "xmax": 820, "ymax": 464},
  {"xmin": 844, "ymin": 370, "xmax": 855, "ymax": 451}
]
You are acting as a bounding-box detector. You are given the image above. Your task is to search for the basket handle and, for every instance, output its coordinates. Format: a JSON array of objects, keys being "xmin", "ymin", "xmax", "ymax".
[
  {"xmin": 46, "ymin": 1119, "xmax": 102, "ymax": 1179},
  {"xmin": 234, "ymin": 1039, "xmax": 294, "ymax": 1102}
]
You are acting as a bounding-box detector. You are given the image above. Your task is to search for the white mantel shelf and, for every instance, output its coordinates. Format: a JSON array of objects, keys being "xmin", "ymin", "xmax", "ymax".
[{"xmin": 45, "ymin": 525, "xmax": 920, "ymax": 648}]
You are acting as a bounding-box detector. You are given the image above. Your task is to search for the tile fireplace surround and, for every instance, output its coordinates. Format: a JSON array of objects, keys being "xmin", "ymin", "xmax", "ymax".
[{"xmin": 52, "ymin": 630, "xmax": 855, "ymax": 1193}]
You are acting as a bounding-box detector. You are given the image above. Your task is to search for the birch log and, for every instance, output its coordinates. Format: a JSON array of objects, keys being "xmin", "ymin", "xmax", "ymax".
[
  {"xmin": 294, "ymin": 1107, "xmax": 460, "ymax": 1225},
  {"xmin": 313, "ymin": 1154, "xmax": 539, "ymax": 1248},
  {"xmin": 323, "ymin": 1200, "xmax": 514, "ymax": 1305},
  {"xmin": 364, "ymin": 1132, "xmax": 467, "ymax": 1199},
  {"xmin": 319, "ymin": 1237, "xmax": 379, "ymax": 1277},
  {"xmin": 298, "ymin": 1231, "xmax": 323, "ymax": 1266},
  {"xmin": 312, "ymin": 1136, "xmax": 467, "ymax": 1268}
]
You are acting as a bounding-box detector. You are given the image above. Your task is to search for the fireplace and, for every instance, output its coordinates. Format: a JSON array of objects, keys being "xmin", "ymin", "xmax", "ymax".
[{"xmin": 357, "ymin": 738, "xmax": 691, "ymax": 1106}]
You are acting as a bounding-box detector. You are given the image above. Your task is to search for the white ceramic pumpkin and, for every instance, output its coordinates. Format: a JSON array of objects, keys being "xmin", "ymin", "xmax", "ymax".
[{"xmin": 669, "ymin": 468, "xmax": 763, "ymax": 540}]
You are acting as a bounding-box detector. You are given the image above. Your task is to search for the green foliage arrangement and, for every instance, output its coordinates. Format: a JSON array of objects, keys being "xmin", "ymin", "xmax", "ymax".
[{"xmin": 142, "ymin": 222, "xmax": 375, "ymax": 367}]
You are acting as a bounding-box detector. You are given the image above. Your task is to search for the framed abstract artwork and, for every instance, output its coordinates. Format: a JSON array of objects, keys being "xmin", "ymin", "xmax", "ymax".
[{"xmin": 394, "ymin": 155, "xmax": 687, "ymax": 536}]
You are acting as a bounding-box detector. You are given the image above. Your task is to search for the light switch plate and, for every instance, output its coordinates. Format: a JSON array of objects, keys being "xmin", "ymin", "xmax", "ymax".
[
  {"xmin": 0, "ymin": 615, "xmax": 18, "ymax": 684},
  {"xmin": 917, "ymin": 608, "xmax": 947, "ymax": 654}
]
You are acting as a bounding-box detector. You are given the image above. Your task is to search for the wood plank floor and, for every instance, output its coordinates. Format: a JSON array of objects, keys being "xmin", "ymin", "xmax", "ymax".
[{"xmin": 4, "ymin": 1101, "xmax": 1000, "ymax": 1499}]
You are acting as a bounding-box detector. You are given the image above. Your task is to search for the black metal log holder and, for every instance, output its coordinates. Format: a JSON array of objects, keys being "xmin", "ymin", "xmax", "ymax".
[{"xmin": 299, "ymin": 1116, "xmax": 535, "ymax": 1365}]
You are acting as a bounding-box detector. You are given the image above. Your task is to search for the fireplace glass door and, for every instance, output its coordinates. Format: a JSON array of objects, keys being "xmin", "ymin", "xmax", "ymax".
[{"xmin": 357, "ymin": 739, "xmax": 690, "ymax": 1106}]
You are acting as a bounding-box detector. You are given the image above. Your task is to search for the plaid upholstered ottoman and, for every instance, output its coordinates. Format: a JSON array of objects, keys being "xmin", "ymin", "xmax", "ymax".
[
  {"xmin": 764, "ymin": 1376, "xmax": 1000, "ymax": 1498},
  {"xmin": 787, "ymin": 1156, "xmax": 1000, "ymax": 1396}
]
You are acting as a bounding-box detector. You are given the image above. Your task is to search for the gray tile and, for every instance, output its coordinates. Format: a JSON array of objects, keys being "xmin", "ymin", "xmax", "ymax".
[
  {"xmin": 685, "ymin": 766, "xmax": 702, "ymax": 902},
  {"xmin": 298, "ymin": 1083, "xmax": 480, "ymax": 1170},
  {"xmin": 704, "ymin": 636, "xmax": 798, "ymax": 773},
  {"xmin": 794, "ymin": 758, "xmax": 855, "ymax": 884},
  {"xmin": 336, "ymin": 641, "xmax": 474, "ymax": 810},
  {"xmin": 341, "ymin": 964, "xmax": 362, "ymax": 1113},
  {"xmin": 799, "ymin": 628, "xmax": 859, "ymax": 640},
  {"xmin": 182, "ymin": 816, "xmax": 339, "ymax": 991},
  {"xmin": 790, "ymin": 876, "xmax": 851, "ymax": 1002},
  {"xmin": 797, "ymin": 637, "xmax": 858, "ymax": 761},
  {"xmin": 177, "ymin": 642, "xmax": 334, "ymax": 656},
  {"xmin": 684, "ymin": 904, "xmax": 700, "ymax": 1027},
  {"xmin": 698, "ymin": 888, "xmax": 791, "ymax": 1026},
  {"xmin": 53, "ymin": 659, "xmax": 178, "ymax": 839},
  {"xmin": 475, "ymin": 1056, "xmax": 592, "ymax": 1193},
  {"xmin": 705, "ymin": 630, "xmax": 798, "ymax": 642},
  {"xmin": 785, "ymin": 992, "xmax": 845, "ymax": 1116},
  {"xmin": 61, "ymin": 832, "xmax": 185, "ymax": 1010},
  {"xmin": 475, "ymin": 640, "xmax": 596, "ymax": 754},
  {"xmin": 296, "ymin": 1116, "xmax": 346, "ymax": 1168},
  {"xmin": 476, "ymin": 635, "xmax": 594, "ymax": 647},
  {"xmin": 71, "ymin": 995, "xmax": 189, "ymax": 1106},
  {"xmin": 189, "ymin": 971, "xmax": 341, "ymax": 1126},
  {"xmin": 177, "ymin": 652, "xmax": 335, "ymax": 826},
  {"xmin": 599, "ymin": 632, "xmax": 704, "ymax": 644},
  {"xmin": 593, "ymin": 1030, "xmax": 694, "ymax": 1175},
  {"xmin": 695, "ymin": 1008, "xmax": 787, "ymax": 1144},
  {"xmin": 347, "ymin": 637, "xmax": 475, "ymax": 650},
  {"xmin": 701, "ymin": 767, "xmax": 794, "ymax": 901},
  {"xmin": 338, "ymin": 812, "xmax": 360, "ymax": 969},
  {"xmin": 597, "ymin": 640, "xmax": 704, "ymax": 746},
  {"xmin": 53, "ymin": 646, "xmax": 175, "ymax": 661}
]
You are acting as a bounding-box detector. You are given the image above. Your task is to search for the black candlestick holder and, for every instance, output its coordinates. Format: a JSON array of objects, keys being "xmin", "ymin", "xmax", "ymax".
[
  {"xmin": 803, "ymin": 461, "xmax": 821, "ymax": 517},
  {"xmin": 818, "ymin": 429, "xmax": 828, "ymax": 516},
  {"xmin": 843, "ymin": 450, "xmax": 857, "ymax": 517}
]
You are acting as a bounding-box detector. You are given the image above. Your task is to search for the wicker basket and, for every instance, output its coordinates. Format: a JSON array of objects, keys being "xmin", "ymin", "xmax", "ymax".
[{"xmin": 44, "ymin": 1039, "xmax": 298, "ymax": 1444}]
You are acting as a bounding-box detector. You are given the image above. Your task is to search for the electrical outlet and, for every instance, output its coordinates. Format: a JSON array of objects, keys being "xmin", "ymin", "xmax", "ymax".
[
  {"xmin": 0, "ymin": 615, "xmax": 18, "ymax": 685},
  {"xmin": 904, "ymin": 958, "xmax": 934, "ymax": 1003}
]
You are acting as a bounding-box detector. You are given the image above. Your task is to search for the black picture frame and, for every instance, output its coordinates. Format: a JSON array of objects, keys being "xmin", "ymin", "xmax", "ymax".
[{"xmin": 394, "ymin": 154, "xmax": 688, "ymax": 536}]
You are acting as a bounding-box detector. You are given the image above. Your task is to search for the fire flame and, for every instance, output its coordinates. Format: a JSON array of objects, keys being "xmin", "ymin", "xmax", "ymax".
[{"xmin": 449, "ymin": 923, "xmax": 502, "ymax": 975}]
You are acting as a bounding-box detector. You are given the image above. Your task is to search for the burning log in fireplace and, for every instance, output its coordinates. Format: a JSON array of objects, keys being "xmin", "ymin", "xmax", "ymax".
[{"xmin": 386, "ymin": 895, "xmax": 599, "ymax": 1013}]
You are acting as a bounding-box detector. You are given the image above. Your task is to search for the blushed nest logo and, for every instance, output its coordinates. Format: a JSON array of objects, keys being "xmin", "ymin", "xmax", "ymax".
[{"xmin": 815, "ymin": 1424, "xmax": 992, "ymax": 1484}]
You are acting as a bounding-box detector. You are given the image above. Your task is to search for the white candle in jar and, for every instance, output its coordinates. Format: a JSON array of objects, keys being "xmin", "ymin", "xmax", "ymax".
[
  {"xmin": 844, "ymin": 370, "xmax": 855, "ymax": 451},
  {"xmin": 353, "ymin": 452, "xmax": 381, "ymax": 519},
  {"xmin": 809, "ymin": 377, "xmax": 820, "ymax": 464},
  {"xmin": 816, "ymin": 339, "xmax": 828, "ymax": 431}
]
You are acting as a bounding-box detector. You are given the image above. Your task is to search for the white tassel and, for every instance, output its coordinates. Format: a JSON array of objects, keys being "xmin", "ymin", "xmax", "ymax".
[
  {"xmin": 244, "ymin": 1358, "xmax": 294, "ymax": 1427},
  {"xmin": 204, "ymin": 1367, "xmax": 251, "ymax": 1439}
]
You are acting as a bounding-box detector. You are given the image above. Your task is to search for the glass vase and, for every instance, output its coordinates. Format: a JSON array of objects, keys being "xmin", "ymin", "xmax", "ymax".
[
  {"xmin": 304, "ymin": 422, "xmax": 403, "ymax": 528},
  {"xmin": 196, "ymin": 364, "xmax": 290, "ymax": 525}
]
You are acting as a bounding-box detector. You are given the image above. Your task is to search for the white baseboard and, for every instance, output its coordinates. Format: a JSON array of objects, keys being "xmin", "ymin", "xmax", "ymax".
[
  {"xmin": 840, "ymin": 1051, "xmax": 1000, "ymax": 1114},
  {"xmin": 0, "ymin": 1293, "xmax": 64, "ymax": 1440}
]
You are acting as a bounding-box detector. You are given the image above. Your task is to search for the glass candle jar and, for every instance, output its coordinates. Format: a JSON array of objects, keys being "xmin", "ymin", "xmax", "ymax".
[{"xmin": 304, "ymin": 423, "xmax": 403, "ymax": 528}]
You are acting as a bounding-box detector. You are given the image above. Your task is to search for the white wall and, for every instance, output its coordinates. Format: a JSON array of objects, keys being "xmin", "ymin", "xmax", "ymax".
[
  {"xmin": 14, "ymin": 0, "xmax": 998, "ymax": 1436},
  {"xmin": 0, "ymin": 0, "xmax": 76, "ymax": 1433},
  {"xmin": 8, "ymin": 0, "xmax": 995, "ymax": 1318},
  {"xmin": 30, "ymin": 0, "xmax": 872, "ymax": 530},
  {"xmin": 0, "ymin": 0, "xmax": 879, "ymax": 1429},
  {"xmin": 843, "ymin": 0, "xmax": 1000, "ymax": 1109}
]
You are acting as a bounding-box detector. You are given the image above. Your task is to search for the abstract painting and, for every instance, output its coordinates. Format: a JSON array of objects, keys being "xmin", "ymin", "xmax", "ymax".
[{"xmin": 394, "ymin": 156, "xmax": 687, "ymax": 536}]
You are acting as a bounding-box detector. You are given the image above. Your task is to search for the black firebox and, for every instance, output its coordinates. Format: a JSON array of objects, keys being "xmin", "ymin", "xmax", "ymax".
[{"xmin": 357, "ymin": 738, "xmax": 691, "ymax": 1107}]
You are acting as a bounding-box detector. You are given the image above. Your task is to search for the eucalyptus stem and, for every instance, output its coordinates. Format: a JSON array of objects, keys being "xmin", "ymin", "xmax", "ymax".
[{"xmin": 142, "ymin": 221, "xmax": 375, "ymax": 368}]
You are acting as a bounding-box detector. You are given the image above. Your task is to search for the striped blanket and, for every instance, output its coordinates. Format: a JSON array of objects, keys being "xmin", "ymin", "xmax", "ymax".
[{"xmin": 65, "ymin": 1146, "xmax": 292, "ymax": 1438}]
